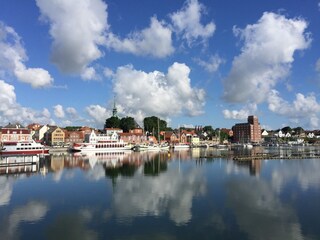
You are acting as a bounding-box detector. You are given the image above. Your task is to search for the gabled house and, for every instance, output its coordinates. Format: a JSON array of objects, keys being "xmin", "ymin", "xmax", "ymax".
[
  {"xmin": 45, "ymin": 127, "xmax": 65, "ymax": 146},
  {"xmin": 261, "ymin": 129, "xmax": 269, "ymax": 137},
  {"xmin": 163, "ymin": 131, "xmax": 178, "ymax": 143},
  {"xmin": 0, "ymin": 123, "xmax": 31, "ymax": 143},
  {"xmin": 105, "ymin": 128, "xmax": 123, "ymax": 136},
  {"xmin": 307, "ymin": 132, "xmax": 315, "ymax": 138}
]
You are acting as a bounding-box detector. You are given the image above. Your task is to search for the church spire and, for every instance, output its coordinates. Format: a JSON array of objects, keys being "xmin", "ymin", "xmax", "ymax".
[{"xmin": 112, "ymin": 96, "xmax": 117, "ymax": 117}]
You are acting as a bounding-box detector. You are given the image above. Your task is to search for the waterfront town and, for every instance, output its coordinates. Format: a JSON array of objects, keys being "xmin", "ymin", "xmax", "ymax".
[{"xmin": 1, "ymin": 114, "xmax": 320, "ymax": 150}]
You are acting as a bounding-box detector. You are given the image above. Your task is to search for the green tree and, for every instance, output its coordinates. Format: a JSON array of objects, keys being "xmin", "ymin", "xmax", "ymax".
[
  {"xmin": 281, "ymin": 126, "xmax": 292, "ymax": 134},
  {"xmin": 143, "ymin": 116, "xmax": 167, "ymax": 135},
  {"xmin": 120, "ymin": 117, "xmax": 135, "ymax": 132},
  {"xmin": 293, "ymin": 127, "xmax": 304, "ymax": 134},
  {"xmin": 64, "ymin": 126, "xmax": 81, "ymax": 131},
  {"xmin": 104, "ymin": 116, "xmax": 120, "ymax": 129}
]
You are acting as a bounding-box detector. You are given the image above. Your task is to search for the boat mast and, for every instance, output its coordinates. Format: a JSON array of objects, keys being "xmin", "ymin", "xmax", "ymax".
[{"xmin": 157, "ymin": 117, "xmax": 160, "ymax": 144}]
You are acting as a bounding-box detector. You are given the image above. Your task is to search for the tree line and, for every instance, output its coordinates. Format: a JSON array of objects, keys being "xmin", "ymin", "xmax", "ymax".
[{"xmin": 104, "ymin": 115, "xmax": 171, "ymax": 134}]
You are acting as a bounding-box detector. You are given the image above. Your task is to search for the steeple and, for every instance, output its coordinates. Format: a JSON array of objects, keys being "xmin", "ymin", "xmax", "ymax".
[{"xmin": 112, "ymin": 96, "xmax": 117, "ymax": 117}]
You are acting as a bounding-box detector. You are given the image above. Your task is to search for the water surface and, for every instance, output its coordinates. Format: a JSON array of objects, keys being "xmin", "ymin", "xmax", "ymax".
[{"xmin": 0, "ymin": 148, "xmax": 319, "ymax": 240}]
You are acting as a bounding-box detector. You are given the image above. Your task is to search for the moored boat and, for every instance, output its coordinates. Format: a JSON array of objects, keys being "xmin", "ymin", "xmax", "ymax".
[
  {"xmin": 173, "ymin": 143, "xmax": 190, "ymax": 149},
  {"xmin": 0, "ymin": 140, "xmax": 49, "ymax": 155},
  {"xmin": 70, "ymin": 130, "xmax": 132, "ymax": 152},
  {"xmin": 70, "ymin": 141, "xmax": 132, "ymax": 152}
]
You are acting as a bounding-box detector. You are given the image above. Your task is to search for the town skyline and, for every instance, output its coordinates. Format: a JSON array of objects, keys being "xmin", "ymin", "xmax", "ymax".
[{"xmin": 1, "ymin": 0, "xmax": 320, "ymax": 130}]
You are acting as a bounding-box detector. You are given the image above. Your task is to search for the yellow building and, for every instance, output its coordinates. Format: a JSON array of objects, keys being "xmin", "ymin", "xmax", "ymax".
[{"xmin": 46, "ymin": 127, "xmax": 65, "ymax": 146}]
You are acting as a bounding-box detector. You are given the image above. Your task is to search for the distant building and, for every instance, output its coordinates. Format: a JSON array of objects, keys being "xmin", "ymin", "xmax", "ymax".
[
  {"xmin": 232, "ymin": 116, "xmax": 262, "ymax": 143},
  {"xmin": 0, "ymin": 123, "xmax": 31, "ymax": 143},
  {"xmin": 163, "ymin": 131, "xmax": 178, "ymax": 143},
  {"xmin": 105, "ymin": 128, "xmax": 123, "ymax": 136},
  {"xmin": 65, "ymin": 130, "xmax": 85, "ymax": 145},
  {"xmin": 45, "ymin": 127, "xmax": 65, "ymax": 146},
  {"xmin": 220, "ymin": 128, "xmax": 233, "ymax": 137}
]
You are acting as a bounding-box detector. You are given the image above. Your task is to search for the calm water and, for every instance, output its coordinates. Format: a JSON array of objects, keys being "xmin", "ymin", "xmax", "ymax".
[{"xmin": 1, "ymin": 147, "xmax": 320, "ymax": 240}]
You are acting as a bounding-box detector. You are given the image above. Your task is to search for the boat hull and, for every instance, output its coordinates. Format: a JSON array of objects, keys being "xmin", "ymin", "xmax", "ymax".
[
  {"xmin": 70, "ymin": 143, "xmax": 132, "ymax": 152},
  {"xmin": 0, "ymin": 149, "xmax": 49, "ymax": 155}
]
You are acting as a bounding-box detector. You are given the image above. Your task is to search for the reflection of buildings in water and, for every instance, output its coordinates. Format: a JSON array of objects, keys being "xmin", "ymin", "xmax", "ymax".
[
  {"xmin": 233, "ymin": 146, "xmax": 265, "ymax": 157},
  {"xmin": 39, "ymin": 151, "xmax": 173, "ymax": 181},
  {"xmin": 235, "ymin": 159, "xmax": 262, "ymax": 177},
  {"xmin": 50, "ymin": 154, "xmax": 65, "ymax": 172},
  {"xmin": 172, "ymin": 149, "xmax": 192, "ymax": 160},
  {"xmin": 0, "ymin": 155, "xmax": 40, "ymax": 175},
  {"xmin": 74, "ymin": 151, "xmax": 143, "ymax": 169}
]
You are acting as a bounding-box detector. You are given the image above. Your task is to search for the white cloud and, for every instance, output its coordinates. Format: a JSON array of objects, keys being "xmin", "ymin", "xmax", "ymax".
[
  {"xmin": 53, "ymin": 104, "xmax": 65, "ymax": 119},
  {"xmin": 223, "ymin": 103, "xmax": 257, "ymax": 120},
  {"xmin": 268, "ymin": 90, "xmax": 320, "ymax": 128},
  {"xmin": 85, "ymin": 104, "xmax": 110, "ymax": 127},
  {"xmin": 106, "ymin": 17, "xmax": 174, "ymax": 58},
  {"xmin": 0, "ymin": 80, "xmax": 53, "ymax": 126},
  {"xmin": 223, "ymin": 12, "xmax": 310, "ymax": 104},
  {"xmin": 170, "ymin": 0, "xmax": 215, "ymax": 46},
  {"xmin": 66, "ymin": 107, "xmax": 78, "ymax": 118},
  {"xmin": 112, "ymin": 62, "xmax": 205, "ymax": 119},
  {"xmin": 36, "ymin": 0, "xmax": 108, "ymax": 74},
  {"xmin": 80, "ymin": 67, "xmax": 99, "ymax": 81},
  {"xmin": 315, "ymin": 58, "xmax": 320, "ymax": 72},
  {"xmin": 0, "ymin": 22, "xmax": 53, "ymax": 88},
  {"xmin": 103, "ymin": 67, "xmax": 114, "ymax": 78},
  {"xmin": 195, "ymin": 54, "xmax": 224, "ymax": 72}
]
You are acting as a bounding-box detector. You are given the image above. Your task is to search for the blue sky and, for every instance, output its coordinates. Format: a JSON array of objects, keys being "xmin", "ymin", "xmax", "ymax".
[{"xmin": 0, "ymin": 0, "xmax": 320, "ymax": 130}]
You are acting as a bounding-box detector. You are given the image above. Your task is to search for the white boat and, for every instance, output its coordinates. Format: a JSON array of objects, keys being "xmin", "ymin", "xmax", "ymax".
[
  {"xmin": 173, "ymin": 143, "xmax": 190, "ymax": 149},
  {"xmin": 132, "ymin": 144, "xmax": 149, "ymax": 152},
  {"xmin": 143, "ymin": 143, "xmax": 170, "ymax": 151},
  {"xmin": 243, "ymin": 143, "xmax": 253, "ymax": 149},
  {"xmin": 0, "ymin": 140, "xmax": 49, "ymax": 155},
  {"xmin": 70, "ymin": 130, "xmax": 132, "ymax": 152}
]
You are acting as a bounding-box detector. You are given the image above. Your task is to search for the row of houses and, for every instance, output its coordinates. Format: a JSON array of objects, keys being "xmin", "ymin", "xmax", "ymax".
[
  {"xmin": 262, "ymin": 129, "xmax": 320, "ymax": 139},
  {"xmin": 0, "ymin": 123, "xmax": 92, "ymax": 146},
  {"xmin": 0, "ymin": 123, "xmax": 210, "ymax": 146}
]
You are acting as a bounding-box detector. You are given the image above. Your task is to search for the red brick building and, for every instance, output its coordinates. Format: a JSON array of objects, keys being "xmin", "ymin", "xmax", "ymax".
[{"xmin": 232, "ymin": 116, "xmax": 262, "ymax": 143}]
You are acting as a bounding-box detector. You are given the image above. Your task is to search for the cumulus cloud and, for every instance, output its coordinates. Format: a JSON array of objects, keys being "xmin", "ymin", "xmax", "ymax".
[
  {"xmin": 36, "ymin": 0, "xmax": 108, "ymax": 74},
  {"xmin": 194, "ymin": 54, "xmax": 224, "ymax": 72},
  {"xmin": 170, "ymin": 0, "xmax": 215, "ymax": 46},
  {"xmin": 223, "ymin": 12, "xmax": 310, "ymax": 104},
  {"xmin": 81, "ymin": 67, "xmax": 99, "ymax": 81},
  {"xmin": 112, "ymin": 62, "xmax": 205, "ymax": 120},
  {"xmin": 0, "ymin": 22, "xmax": 53, "ymax": 88},
  {"xmin": 85, "ymin": 104, "xmax": 110, "ymax": 126},
  {"xmin": 103, "ymin": 67, "xmax": 114, "ymax": 79},
  {"xmin": 66, "ymin": 107, "xmax": 78, "ymax": 118},
  {"xmin": 106, "ymin": 17, "xmax": 174, "ymax": 58},
  {"xmin": 268, "ymin": 90, "xmax": 320, "ymax": 128},
  {"xmin": 53, "ymin": 104, "xmax": 65, "ymax": 119},
  {"xmin": 0, "ymin": 80, "xmax": 53, "ymax": 126},
  {"xmin": 223, "ymin": 103, "xmax": 257, "ymax": 120},
  {"xmin": 315, "ymin": 58, "xmax": 320, "ymax": 72}
]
